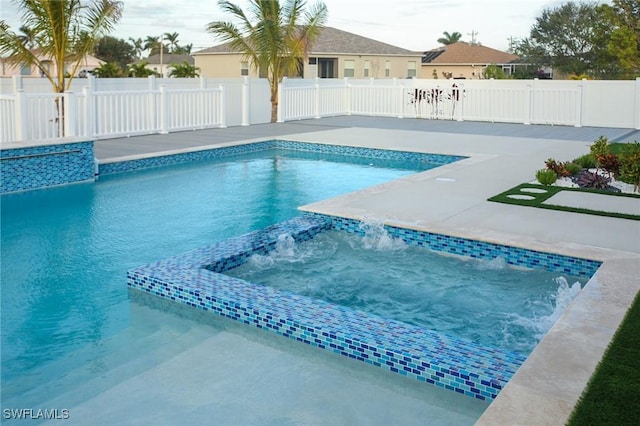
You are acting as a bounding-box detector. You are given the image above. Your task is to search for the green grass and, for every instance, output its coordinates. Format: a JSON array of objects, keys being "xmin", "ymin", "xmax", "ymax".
[
  {"xmin": 488, "ymin": 183, "xmax": 640, "ymax": 221},
  {"xmin": 567, "ymin": 291, "xmax": 640, "ymax": 425}
]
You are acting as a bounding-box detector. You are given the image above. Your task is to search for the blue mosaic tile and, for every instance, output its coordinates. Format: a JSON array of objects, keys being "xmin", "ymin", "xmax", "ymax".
[
  {"xmin": 1, "ymin": 141, "xmax": 94, "ymax": 194},
  {"xmin": 128, "ymin": 214, "xmax": 601, "ymax": 401},
  {"xmin": 99, "ymin": 139, "xmax": 466, "ymax": 175}
]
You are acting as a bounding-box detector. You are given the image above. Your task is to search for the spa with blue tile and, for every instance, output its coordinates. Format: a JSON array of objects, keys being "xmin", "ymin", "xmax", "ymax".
[{"xmin": 127, "ymin": 214, "xmax": 601, "ymax": 401}]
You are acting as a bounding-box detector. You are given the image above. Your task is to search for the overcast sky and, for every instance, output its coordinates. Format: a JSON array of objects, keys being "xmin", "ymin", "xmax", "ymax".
[{"xmin": 0, "ymin": 0, "xmax": 608, "ymax": 53}]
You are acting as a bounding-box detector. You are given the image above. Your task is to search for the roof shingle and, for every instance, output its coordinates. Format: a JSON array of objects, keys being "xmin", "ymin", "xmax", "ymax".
[{"xmin": 422, "ymin": 42, "xmax": 518, "ymax": 64}]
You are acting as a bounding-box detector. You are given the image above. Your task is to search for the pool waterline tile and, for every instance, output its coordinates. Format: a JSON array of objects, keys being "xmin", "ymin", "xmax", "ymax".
[{"xmin": 127, "ymin": 213, "xmax": 601, "ymax": 402}]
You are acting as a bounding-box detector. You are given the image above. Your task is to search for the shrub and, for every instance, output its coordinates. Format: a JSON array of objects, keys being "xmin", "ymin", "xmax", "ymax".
[
  {"xmin": 597, "ymin": 153, "xmax": 620, "ymax": 177},
  {"xmin": 545, "ymin": 158, "xmax": 571, "ymax": 177},
  {"xmin": 572, "ymin": 153, "xmax": 597, "ymax": 169},
  {"xmin": 536, "ymin": 169, "xmax": 558, "ymax": 185},
  {"xmin": 565, "ymin": 162, "xmax": 583, "ymax": 176},
  {"xmin": 577, "ymin": 171, "xmax": 611, "ymax": 190},
  {"xmin": 590, "ymin": 136, "xmax": 610, "ymax": 160},
  {"xmin": 619, "ymin": 142, "xmax": 640, "ymax": 192}
]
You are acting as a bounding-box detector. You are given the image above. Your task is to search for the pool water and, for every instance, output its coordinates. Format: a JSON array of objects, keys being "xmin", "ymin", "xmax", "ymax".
[
  {"xmin": 227, "ymin": 224, "xmax": 585, "ymax": 355},
  {"xmin": 0, "ymin": 148, "xmax": 438, "ymax": 407}
]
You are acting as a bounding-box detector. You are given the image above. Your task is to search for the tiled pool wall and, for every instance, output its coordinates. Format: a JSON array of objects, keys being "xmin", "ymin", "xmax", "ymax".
[
  {"xmin": 127, "ymin": 214, "xmax": 601, "ymax": 401},
  {"xmin": 99, "ymin": 139, "xmax": 467, "ymax": 175},
  {"xmin": 0, "ymin": 141, "xmax": 94, "ymax": 194}
]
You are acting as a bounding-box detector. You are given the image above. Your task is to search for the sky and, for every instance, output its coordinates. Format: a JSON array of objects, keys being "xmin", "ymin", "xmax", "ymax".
[{"xmin": 0, "ymin": 0, "xmax": 608, "ymax": 53}]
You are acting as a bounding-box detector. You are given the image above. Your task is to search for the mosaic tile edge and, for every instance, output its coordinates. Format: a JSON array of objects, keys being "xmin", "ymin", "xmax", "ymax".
[{"xmin": 123, "ymin": 214, "xmax": 607, "ymax": 401}]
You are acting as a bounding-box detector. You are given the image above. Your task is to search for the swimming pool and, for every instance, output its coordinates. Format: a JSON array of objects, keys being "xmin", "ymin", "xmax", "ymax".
[{"xmin": 1, "ymin": 141, "xmax": 464, "ymax": 412}]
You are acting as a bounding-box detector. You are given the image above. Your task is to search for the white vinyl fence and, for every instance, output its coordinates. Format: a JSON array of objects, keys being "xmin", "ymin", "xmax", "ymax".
[
  {"xmin": 0, "ymin": 76, "xmax": 271, "ymax": 143},
  {"xmin": 278, "ymin": 77, "xmax": 640, "ymax": 129}
]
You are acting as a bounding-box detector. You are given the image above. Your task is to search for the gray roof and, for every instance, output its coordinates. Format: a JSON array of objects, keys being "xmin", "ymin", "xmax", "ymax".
[
  {"xmin": 137, "ymin": 54, "xmax": 194, "ymax": 65},
  {"xmin": 194, "ymin": 26, "xmax": 418, "ymax": 56}
]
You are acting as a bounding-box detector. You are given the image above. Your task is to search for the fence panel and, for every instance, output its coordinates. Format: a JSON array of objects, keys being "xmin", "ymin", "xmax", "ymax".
[
  {"xmin": 163, "ymin": 88, "xmax": 224, "ymax": 131},
  {"xmin": 25, "ymin": 93, "xmax": 65, "ymax": 140},
  {"xmin": 93, "ymin": 90, "xmax": 160, "ymax": 138},
  {"xmin": 0, "ymin": 95, "xmax": 15, "ymax": 142}
]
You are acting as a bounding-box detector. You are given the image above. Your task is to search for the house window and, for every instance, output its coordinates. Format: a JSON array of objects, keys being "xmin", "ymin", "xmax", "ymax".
[
  {"xmin": 20, "ymin": 63, "xmax": 31, "ymax": 76},
  {"xmin": 343, "ymin": 60, "xmax": 355, "ymax": 78},
  {"xmin": 407, "ymin": 61, "xmax": 417, "ymax": 78},
  {"xmin": 385, "ymin": 61, "xmax": 390, "ymax": 77},
  {"xmin": 364, "ymin": 60, "xmax": 370, "ymax": 77},
  {"xmin": 241, "ymin": 61, "xmax": 249, "ymax": 76}
]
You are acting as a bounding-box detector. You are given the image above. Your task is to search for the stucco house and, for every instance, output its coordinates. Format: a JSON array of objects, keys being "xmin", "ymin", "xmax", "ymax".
[
  {"xmin": 0, "ymin": 49, "xmax": 104, "ymax": 78},
  {"xmin": 420, "ymin": 42, "xmax": 522, "ymax": 79},
  {"xmin": 134, "ymin": 54, "xmax": 195, "ymax": 78},
  {"xmin": 193, "ymin": 26, "xmax": 423, "ymax": 79}
]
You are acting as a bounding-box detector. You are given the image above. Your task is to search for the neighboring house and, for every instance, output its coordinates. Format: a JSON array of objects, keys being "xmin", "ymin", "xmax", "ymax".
[
  {"xmin": 420, "ymin": 42, "xmax": 523, "ymax": 79},
  {"xmin": 0, "ymin": 49, "xmax": 104, "ymax": 78},
  {"xmin": 193, "ymin": 26, "xmax": 423, "ymax": 79},
  {"xmin": 135, "ymin": 54, "xmax": 195, "ymax": 77}
]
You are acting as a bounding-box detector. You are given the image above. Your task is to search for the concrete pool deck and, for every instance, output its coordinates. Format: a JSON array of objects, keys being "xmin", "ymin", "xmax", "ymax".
[{"xmin": 88, "ymin": 117, "xmax": 640, "ymax": 424}]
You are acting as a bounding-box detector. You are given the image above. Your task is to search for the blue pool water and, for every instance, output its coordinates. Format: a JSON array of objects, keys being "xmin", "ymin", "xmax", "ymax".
[
  {"xmin": 0, "ymin": 148, "xmax": 437, "ymax": 397},
  {"xmin": 228, "ymin": 225, "xmax": 585, "ymax": 355}
]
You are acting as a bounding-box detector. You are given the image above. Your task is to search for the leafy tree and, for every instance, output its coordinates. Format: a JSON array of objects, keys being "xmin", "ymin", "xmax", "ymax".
[
  {"xmin": 596, "ymin": 0, "xmax": 640, "ymax": 78},
  {"xmin": 168, "ymin": 61, "xmax": 200, "ymax": 77},
  {"xmin": 207, "ymin": 0, "xmax": 328, "ymax": 122},
  {"xmin": 483, "ymin": 63, "xmax": 507, "ymax": 79},
  {"xmin": 437, "ymin": 31, "xmax": 462, "ymax": 45},
  {"xmin": 94, "ymin": 36, "xmax": 135, "ymax": 70},
  {"xmin": 0, "ymin": 0, "xmax": 123, "ymax": 93},
  {"xmin": 93, "ymin": 61, "xmax": 124, "ymax": 77},
  {"xmin": 528, "ymin": 2, "xmax": 600, "ymax": 77},
  {"xmin": 128, "ymin": 61, "xmax": 158, "ymax": 77}
]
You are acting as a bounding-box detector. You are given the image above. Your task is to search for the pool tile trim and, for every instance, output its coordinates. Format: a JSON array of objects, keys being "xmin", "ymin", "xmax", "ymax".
[
  {"xmin": 128, "ymin": 214, "xmax": 601, "ymax": 401},
  {"xmin": 99, "ymin": 139, "xmax": 466, "ymax": 175}
]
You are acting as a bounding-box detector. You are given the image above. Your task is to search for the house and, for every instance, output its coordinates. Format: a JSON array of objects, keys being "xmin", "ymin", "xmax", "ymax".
[
  {"xmin": 420, "ymin": 42, "xmax": 523, "ymax": 79},
  {"xmin": 193, "ymin": 26, "xmax": 423, "ymax": 79},
  {"xmin": 134, "ymin": 54, "xmax": 195, "ymax": 78},
  {"xmin": 0, "ymin": 50, "xmax": 104, "ymax": 78}
]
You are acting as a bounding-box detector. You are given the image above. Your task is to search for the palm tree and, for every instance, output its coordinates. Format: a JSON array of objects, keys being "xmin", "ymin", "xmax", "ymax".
[
  {"xmin": 93, "ymin": 61, "xmax": 124, "ymax": 77},
  {"xmin": 0, "ymin": 0, "xmax": 123, "ymax": 94},
  {"xmin": 128, "ymin": 61, "xmax": 158, "ymax": 77},
  {"xmin": 168, "ymin": 61, "xmax": 200, "ymax": 77},
  {"xmin": 164, "ymin": 32, "xmax": 180, "ymax": 53},
  {"xmin": 129, "ymin": 37, "xmax": 144, "ymax": 59},
  {"xmin": 144, "ymin": 35, "xmax": 167, "ymax": 56},
  {"xmin": 437, "ymin": 31, "xmax": 462, "ymax": 45},
  {"xmin": 207, "ymin": 0, "xmax": 328, "ymax": 122},
  {"xmin": 17, "ymin": 25, "xmax": 37, "ymax": 48}
]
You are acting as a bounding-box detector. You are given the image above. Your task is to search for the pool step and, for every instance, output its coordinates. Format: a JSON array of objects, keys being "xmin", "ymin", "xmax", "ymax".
[{"xmin": 2, "ymin": 303, "xmax": 216, "ymax": 411}]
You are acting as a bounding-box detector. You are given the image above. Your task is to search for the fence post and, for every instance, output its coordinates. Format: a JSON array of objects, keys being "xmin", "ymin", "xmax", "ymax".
[
  {"xmin": 277, "ymin": 80, "xmax": 284, "ymax": 123},
  {"xmin": 200, "ymin": 75, "xmax": 206, "ymax": 89},
  {"xmin": 397, "ymin": 85, "xmax": 404, "ymax": 119},
  {"xmin": 218, "ymin": 84, "xmax": 226, "ymax": 128},
  {"xmin": 314, "ymin": 77, "xmax": 320, "ymax": 119},
  {"xmin": 63, "ymin": 92, "xmax": 76, "ymax": 138},
  {"xmin": 574, "ymin": 79, "xmax": 585, "ymax": 128},
  {"xmin": 148, "ymin": 75, "xmax": 156, "ymax": 91},
  {"xmin": 159, "ymin": 84, "xmax": 169, "ymax": 134},
  {"xmin": 241, "ymin": 76, "xmax": 249, "ymax": 126},
  {"xmin": 14, "ymin": 89, "xmax": 28, "ymax": 141},
  {"xmin": 634, "ymin": 77, "xmax": 640, "ymax": 130},
  {"xmin": 83, "ymin": 86, "xmax": 94, "ymax": 138},
  {"xmin": 344, "ymin": 78, "xmax": 351, "ymax": 116},
  {"xmin": 11, "ymin": 75, "xmax": 23, "ymax": 94},
  {"xmin": 524, "ymin": 82, "xmax": 532, "ymax": 125}
]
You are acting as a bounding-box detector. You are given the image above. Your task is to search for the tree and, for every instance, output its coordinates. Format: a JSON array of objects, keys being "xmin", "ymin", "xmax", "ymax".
[
  {"xmin": 437, "ymin": 31, "xmax": 462, "ymax": 45},
  {"xmin": 207, "ymin": 0, "xmax": 328, "ymax": 122},
  {"xmin": 528, "ymin": 2, "xmax": 600, "ymax": 77},
  {"xmin": 596, "ymin": 0, "xmax": 640, "ymax": 78},
  {"xmin": 93, "ymin": 61, "xmax": 124, "ymax": 77},
  {"xmin": 17, "ymin": 25, "xmax": 37, "ymax": 48},
  {"xmin": 168, "ymin": 61, "xmax": 200, "ymax": 77},
  {"xmin": 483, "ymin": 64, "xmax": 507, "ymax": 79},
  {"xmin": 0, "ymin": 0, "xmax": 123, "ymax": 94},
  {"xmin": 164, "ymin": 32, "xmax": 180, "ymax": 53},
  {"xmin": 94, "ymin": 36, "xmax": 135, "ymax": 70},
  {"xmin": 144, "ymin": 35, "xmax": 168, "ymax": 56},
  {"xmin": 129, "ymin": 37, "xmax": 144, "ymax": 59},
  {"xmin": 127, "ymin": 61, "xmax": 158, "ymax": 77}
]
